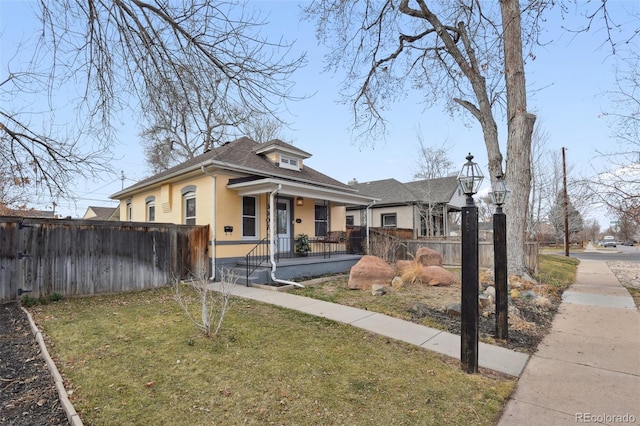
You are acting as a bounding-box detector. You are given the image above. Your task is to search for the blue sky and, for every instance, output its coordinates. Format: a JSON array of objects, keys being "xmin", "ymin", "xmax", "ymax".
[{"xmin": 2, "ymin": 1, "xmax": 638, "ymax": 228}]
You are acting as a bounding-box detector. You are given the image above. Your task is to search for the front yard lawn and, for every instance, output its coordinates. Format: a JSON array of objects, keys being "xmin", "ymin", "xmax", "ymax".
[{"xmin": 31, "ymin": 287, "xmax": 515, "ymax": 425}]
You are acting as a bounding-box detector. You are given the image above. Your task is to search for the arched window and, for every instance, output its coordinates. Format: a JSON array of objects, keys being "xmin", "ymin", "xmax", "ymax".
[
  {"xmin": 181, "ymin": 186, "xmax": 197, "ymax": 225},
  {"xmin": 145, "ymin": 196, "xmax": 156, "ymax": 222}
]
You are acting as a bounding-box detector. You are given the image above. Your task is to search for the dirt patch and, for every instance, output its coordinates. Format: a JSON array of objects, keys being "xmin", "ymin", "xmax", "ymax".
[{"xmin": 0, "ymin": 302, "xmax": 68, "ymax": 425}]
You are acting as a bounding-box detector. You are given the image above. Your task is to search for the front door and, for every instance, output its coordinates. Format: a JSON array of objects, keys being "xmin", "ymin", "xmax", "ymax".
[{"xmin": 275, "ymin": 198, "xmax": 291, "ymax": 253}]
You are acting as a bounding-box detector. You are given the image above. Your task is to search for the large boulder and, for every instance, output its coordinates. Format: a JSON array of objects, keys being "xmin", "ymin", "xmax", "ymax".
[
  {"xmin": 348, "ymin": 255, "xmax": 395, "ymax": 290},
  {"xmin": 396, "ymin": 259, "xmax": 413, "ymax": 273},
  {"xmin": 397, "ymin": 258, "xmax": 457, "ymax": 286},
  {"xmin": 418, "ymin": 265, "xmax": 458, "ymax": 286},
  {"xmin": 415, "ymin": 247, "xmax": 444, "ymax": 267}
]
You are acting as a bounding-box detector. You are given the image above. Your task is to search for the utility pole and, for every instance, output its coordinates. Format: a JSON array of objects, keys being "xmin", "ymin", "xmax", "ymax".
[{"xmin": 562, "ymin": 147, "xmax": 569, "ymax": 257}]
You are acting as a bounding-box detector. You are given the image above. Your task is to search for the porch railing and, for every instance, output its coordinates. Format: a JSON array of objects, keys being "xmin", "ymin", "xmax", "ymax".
[
  {"xmin": 244, "ymin": 233, "xmax": 365, "ymax": 285},
  {"xmin": 245, "ymin": 237, "xmax": 270, "ymax": 287}
]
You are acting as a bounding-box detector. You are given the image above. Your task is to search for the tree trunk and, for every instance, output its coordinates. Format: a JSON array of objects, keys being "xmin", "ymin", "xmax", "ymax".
[{"xmin": 501, "ymin": 0, "xmax": 536, "ymax": 276}]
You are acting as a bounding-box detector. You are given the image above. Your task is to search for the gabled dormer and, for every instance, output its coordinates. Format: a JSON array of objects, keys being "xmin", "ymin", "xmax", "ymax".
[{"xmin": 253, "ymin": 139, "xmax": 311, "ymax": 172}]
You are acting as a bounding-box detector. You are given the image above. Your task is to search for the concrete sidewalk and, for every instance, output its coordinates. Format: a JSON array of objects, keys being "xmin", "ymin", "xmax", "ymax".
[
  {"xmin": 209, "ymin": 281, "xmax": 530, "ymax": 377},
  {"xmin": 498, "ymin": 258, "xmax": 640, "ymax": 425}
]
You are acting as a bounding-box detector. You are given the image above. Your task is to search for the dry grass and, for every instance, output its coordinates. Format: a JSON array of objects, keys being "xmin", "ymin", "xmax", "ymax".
[
  {"xmin": 31, "ymin": 286, "xmax": 514, "ymax": 425},
  {"xmin": 295, "ymin": 276, "xmax": 461, "ymax": 331},
  {"xmin": 626, "ymin": 287, "xmax": 640, "ymax": 309}
]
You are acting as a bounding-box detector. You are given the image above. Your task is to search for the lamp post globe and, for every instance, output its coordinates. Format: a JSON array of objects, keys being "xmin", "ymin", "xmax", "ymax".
[
  {"xmin": 489, "ymin": 175, "xmax": 510, "ymax": 213},
  {"xmin": 457, "ymin": 153, "xmax": 484, "ymax": 205}
]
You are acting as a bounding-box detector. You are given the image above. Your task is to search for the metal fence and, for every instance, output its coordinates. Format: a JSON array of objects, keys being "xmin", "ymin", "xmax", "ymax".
[{"xmin": 0, "ymin": 216, "xmax": 209, "ymax": 301}]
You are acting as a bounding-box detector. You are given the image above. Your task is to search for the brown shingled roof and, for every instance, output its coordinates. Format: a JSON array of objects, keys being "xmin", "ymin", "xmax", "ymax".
[{"xmin": 113, "ymin": 137, "xmax": 354, "ymax": 198}]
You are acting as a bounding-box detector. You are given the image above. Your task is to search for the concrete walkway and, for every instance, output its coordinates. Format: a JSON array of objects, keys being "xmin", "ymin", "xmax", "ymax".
[
  {"xmin": 209, "ymin": 281, "xmax": 530, "ymax": 377},
  {"xmin": 498, "ymin": 257, "xmax": 640, "ymax": 425}
]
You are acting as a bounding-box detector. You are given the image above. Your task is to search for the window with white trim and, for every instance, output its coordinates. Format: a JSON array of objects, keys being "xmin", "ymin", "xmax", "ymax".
[
  {"xmin": 346, "ymin": 215, "xmax": 354, "ymax": 226},
  {"xmin": 381, "ymin": 213, "xmax": 397, "ymax": 228},
  {"xmin": 184, "ymin": 192, "xmax": 196, "ymax": 225},
  {"xmin": 279, "ymin": 155, "xmax": 300, "ymax": 171},
  {"xmin": 147, "ymin": 201, "xmax": 155, "ymax": 222},
  {"xmin": 242, "ymin": 196, "xmax": 258, "ymax": 238}
]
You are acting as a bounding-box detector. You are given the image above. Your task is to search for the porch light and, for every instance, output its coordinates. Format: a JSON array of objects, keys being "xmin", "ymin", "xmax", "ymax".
[
  {"xmin": 489, "ymin": 175, "xmax": 510, "ymax": 210},
  {"xmin": 457, "ymin": 153, "xmax": 484, "ymax": 205},
  {"xmin": 296, "ymin": 196, "xmax": 304, "ymax": 206}
]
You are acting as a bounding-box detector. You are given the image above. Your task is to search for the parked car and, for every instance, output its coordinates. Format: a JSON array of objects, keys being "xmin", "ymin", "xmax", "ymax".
[
  {"xmin": 623, "ymin": 240, "xmax": 635, "ymax": 246},
  {"xmin": 601, "ymin": 236, "xmax": 617, "ymax": 247}
]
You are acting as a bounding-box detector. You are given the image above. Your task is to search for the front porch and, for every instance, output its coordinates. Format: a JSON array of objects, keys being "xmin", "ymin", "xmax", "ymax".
[
  {"xmin": 235, "ymin": 253, "xmax": 362, "ymax": 286},
  {"xmin": 233, "ymin": 227, "xmax": 366, "ymax": 286}
]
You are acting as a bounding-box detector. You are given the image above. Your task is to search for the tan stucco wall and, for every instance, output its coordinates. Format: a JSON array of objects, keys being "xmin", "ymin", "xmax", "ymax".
[
  {"xmin": 116, "ymin": 171, "xmax": 350, "ymax": 262},
  {"xmin": 119, "ymin": 174, "xmax": 214, "ymax": 225}
]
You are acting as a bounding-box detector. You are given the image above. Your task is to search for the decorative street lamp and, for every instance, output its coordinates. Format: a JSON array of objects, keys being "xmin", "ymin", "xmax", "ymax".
[
  {"xmin": 489, "ymin": 175, "xmax": 510, "ymax": 340},
  {"xmin": 457, "ymin": 153, "xmax": 484, "ymax": 374}
]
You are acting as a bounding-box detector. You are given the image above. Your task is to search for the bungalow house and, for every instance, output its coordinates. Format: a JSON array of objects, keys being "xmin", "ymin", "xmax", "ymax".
[
  {"xmin": 110, "ymin": 137, "xmax": 378, "ymax": 284},
  {"xmin": 346, "ymin": 176, "xmax": 465, "ymax": 238}
]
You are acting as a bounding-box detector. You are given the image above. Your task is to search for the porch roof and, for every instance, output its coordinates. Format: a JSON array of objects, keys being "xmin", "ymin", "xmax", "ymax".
[{"xmin": 226, "ymin": 177, "xmax": 379, "ymax": 206}]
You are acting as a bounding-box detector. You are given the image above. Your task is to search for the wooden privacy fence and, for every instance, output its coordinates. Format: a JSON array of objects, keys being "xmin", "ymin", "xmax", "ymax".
[
  {"xmin": 0, "ymin": 217, "xmax": 209, "ymax": 302},
  {"xmin": 404, "ymin": 240, "xmax": 539, "ymax": 273}
]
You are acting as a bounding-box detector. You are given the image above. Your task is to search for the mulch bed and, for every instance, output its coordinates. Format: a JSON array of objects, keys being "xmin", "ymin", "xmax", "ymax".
[
  {"xmin": 0, "ymin": 302, "xmax": 68, "ymax": 425},
  {"xmin": 410, "ymin": 298, "xmax": 558, "ymax": 353}
]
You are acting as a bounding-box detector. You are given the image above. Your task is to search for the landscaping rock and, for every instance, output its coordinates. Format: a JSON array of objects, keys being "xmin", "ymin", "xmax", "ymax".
[
  {"xmin": 371, "ymin": 284, "xmax": 387, "ymax": 296},
  {"xmin": 415, "ymin": 247, "xmax": 444, "ymax": 267},
  {"xmin": 348, "ymin": 255, "xmax": 395, "ymax": 290},
  {"xmin": 484, "ymin": 286, "xmax": 496, "ymax": 298},
  {"xmin": 420, "ymin": 265, "xmax": 458, "ymax": 286},
  {"xmin": 446, "ymin": 303, "xmax": 462, "ymax": 318},
  {"xmin": 408, "ymin": 302, "xmax": 430, "ymax": 318},
  {"xmin": 396, "ymin": 259, "xmax": 413, "ymax": 273},
  {"xmin": 391, "ymin": 276, "xmax": 404, "ymax": 288},
  {"xmin": 478, "ymin": 294, "xmax": 491, "ymax": 309}
]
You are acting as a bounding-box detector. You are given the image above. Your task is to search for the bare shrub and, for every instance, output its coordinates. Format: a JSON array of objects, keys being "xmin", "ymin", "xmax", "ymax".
[
  {"xmin": 368, "ymin": 232, "xmax": 404, "ymax": 263},
  {"xmin": 174, "ymin": 268, "xmax": 237, "ymax": 338}
]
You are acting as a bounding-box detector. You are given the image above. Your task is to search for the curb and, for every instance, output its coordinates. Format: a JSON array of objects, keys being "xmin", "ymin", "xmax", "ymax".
[{"xmin": 21, "ymin": 307, "xmax": 84, "ymax": 426}]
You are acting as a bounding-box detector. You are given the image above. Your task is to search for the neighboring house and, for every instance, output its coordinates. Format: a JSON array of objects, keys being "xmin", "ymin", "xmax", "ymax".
[
  {"xmin": 0, "ymin": 208, "xmax": 56, "ymax": 218},
  {"xmin": 83, "ymin": 206, "xmax": 119, "ymax": 221},
  {"xmin": 346, "ymin": 176, "xmax": 465, "ymax": 238},
  {"xmin": 110, "ymin": 137, "xmax": 378, "ymax": 281}
]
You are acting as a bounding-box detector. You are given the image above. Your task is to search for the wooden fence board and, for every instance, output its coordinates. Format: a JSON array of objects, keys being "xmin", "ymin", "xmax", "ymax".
[
  {"xmin": 405, "ymin": 240, "xmax": 539, "ymax": 272},
  {"xmin": 0, "ymin": 217, "xmax": 209, "ymax": 301}
]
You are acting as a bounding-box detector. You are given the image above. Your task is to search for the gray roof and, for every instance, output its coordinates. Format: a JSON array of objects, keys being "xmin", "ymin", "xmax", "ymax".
[
  {"xmin": 349, "ymin": 179, "xmax": 419, "ymax": 205},
  {"xmin": 113, "ymin": 137, "xmax": 356, "ymax": 198},
  {"xmin": 350, "ymin": 176, "xmax": 459, "ymax": 206},
  {"xmin": 404, "ymin": 176, "xmax": 460, "ymax": 203}
]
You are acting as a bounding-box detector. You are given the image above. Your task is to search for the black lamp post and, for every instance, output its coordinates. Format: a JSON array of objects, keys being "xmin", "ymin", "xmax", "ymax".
[
  {"xmin": 457, "ymin": 153, "xmax": 484, "ymax": 374},
  {"xmin": 489, "ymin": 175, "xmax": 510, "ymax": 340}
]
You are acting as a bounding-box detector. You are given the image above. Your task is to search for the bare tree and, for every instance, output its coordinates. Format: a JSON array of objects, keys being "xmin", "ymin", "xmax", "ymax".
[
  {"xmin": 548, "ymin": 191, "xmax": 584, "ymax": 243},
  {"xmin": 589, "ymin": 47, "xmax": 640, "ymax": 225},
  {"xmin": 2, "ymin": 1, "xmax": 304, "ymax": 196},
  {"xmin": 411, "ymin": 130, "xmax": 455, "ymax": 237},
  {"xmin": 528, "ymin": 122, "xmax": 552, "ymax": 240},
  {"xmin": 305, "ymin": 0, "xmax": 543, "ymax": 277},
  {"xmin": 139, "ymin": 62, "xmax": 290, "ymax": 172}
]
